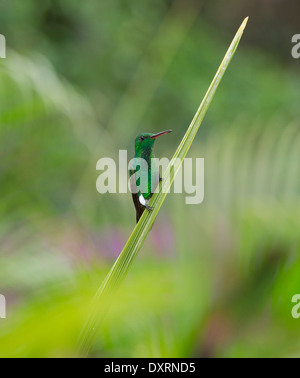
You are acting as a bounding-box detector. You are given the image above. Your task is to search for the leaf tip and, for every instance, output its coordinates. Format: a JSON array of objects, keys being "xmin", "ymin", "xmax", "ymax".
[{"xmin": 241, "ymin": 17, "xmax": 249, "ymax": 31}]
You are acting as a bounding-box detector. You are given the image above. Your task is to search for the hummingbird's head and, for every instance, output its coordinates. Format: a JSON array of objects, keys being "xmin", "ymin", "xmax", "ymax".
[{"xmin": 135, "ymin": 130, "xmax": 172, "ymax": 152}]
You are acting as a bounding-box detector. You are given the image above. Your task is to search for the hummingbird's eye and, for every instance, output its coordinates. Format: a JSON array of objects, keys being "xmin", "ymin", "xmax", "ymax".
[{"xmin": 140, "ymin": 136, "xmax": 145, "ymax": 141}]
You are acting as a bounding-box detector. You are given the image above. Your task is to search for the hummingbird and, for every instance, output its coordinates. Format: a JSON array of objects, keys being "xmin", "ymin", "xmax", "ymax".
[{"xmin": 129, "ymin": 130, "xmax": 172, "ymax": 223}]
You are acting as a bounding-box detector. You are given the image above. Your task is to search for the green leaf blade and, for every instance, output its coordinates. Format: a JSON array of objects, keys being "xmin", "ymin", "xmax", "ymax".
[{"xmin": 78, "ymin": 17, "xmax": 249, "ymax": 357}]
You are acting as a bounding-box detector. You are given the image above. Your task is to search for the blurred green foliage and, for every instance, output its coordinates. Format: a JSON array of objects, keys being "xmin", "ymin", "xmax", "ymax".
[{"xmin": 0, "ymin": 0, "xmax": 300, "ymax": 358}]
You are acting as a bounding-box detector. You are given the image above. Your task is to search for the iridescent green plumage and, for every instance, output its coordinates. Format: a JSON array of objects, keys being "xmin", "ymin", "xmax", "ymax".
[{"xmin": 129, "ymin": 130, "xmax": 172, "ymax": 223}]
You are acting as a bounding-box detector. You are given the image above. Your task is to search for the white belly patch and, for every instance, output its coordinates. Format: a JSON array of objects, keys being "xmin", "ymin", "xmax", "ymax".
[{"xmin": 139, "ymin": 195, "xmax": 147, "ymax": 207}]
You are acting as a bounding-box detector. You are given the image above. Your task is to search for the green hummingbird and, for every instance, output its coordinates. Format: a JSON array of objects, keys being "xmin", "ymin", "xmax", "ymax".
[{"xmin": 130, "ymin": 130, "xmax": 172, "ymax": 223}]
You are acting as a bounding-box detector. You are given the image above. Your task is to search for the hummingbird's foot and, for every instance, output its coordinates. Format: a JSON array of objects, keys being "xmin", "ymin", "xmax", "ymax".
[{"xmin": 145, "ymin": 205, "xmax": 153, "ymax": 212}]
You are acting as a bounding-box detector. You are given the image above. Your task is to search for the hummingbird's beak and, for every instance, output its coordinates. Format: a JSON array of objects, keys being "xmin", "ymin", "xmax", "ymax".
[{"xmin": 151, "ymin": 130, "xmax": 172, "ymax": 139}]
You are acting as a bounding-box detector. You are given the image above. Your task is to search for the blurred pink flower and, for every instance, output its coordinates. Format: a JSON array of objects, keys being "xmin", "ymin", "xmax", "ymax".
[{"xmin": 150, "ymin": 216, "xmax": 176, "ymax": 258}]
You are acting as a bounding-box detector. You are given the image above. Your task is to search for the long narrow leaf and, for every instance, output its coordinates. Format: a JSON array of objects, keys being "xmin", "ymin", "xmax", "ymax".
[{"xmin": 78, "ymin": 17, "xmax": 248, "ymax": 356}]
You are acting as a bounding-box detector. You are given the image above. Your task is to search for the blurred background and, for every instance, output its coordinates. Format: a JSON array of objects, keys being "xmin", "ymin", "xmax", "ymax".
[{"xmin": 0, "ymin": 0, "xmax": 300, "ymax": 358}]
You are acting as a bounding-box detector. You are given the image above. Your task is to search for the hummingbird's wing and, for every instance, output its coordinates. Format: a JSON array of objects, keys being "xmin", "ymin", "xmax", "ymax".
[{"xmin": 129, "ymin": 169, "xmax": 145, "ymax": 223}]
